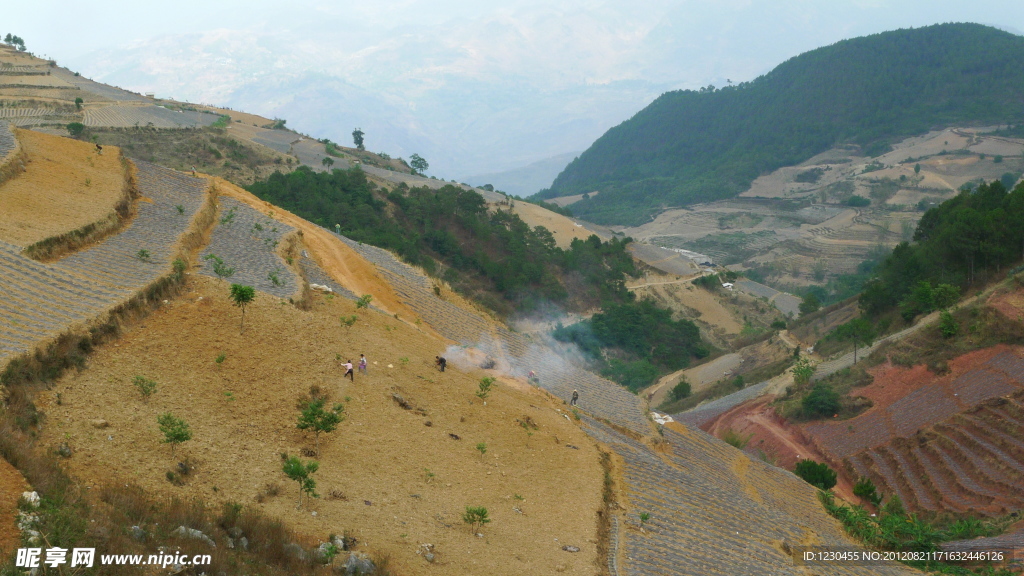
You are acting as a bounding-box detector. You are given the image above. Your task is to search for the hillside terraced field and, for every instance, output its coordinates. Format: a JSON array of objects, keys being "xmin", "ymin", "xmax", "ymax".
[
  {"xmin": 802, "ymin": 348, "xmax": 1024, "ymax": 514},
  {"xmin": 0, "ymin": 159, "xmax": 208, "ymax": 364},
  {"xmin": 0, "ymin": 129, "xmax": 127, "ymax": 247},
  {"xmin": 618, "ymin": 128, "xmax": 1024, "ymax": 284},
  {"xmin": 84, "ymin": 105, "xmax": 219, "ymax": 129}
]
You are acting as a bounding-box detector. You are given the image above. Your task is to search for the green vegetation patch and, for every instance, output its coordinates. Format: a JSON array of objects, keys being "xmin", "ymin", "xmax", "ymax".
[{"xmin": 861, "ymin": 180, "xmax": 1024, "ymax": 317}]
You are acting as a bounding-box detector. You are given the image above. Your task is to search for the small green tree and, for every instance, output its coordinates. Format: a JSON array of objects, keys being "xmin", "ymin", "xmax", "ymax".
[
  {"xmin": 67, "ymin": 122, "xmax": 85, "ymax": 137},
  {"xmin": 136, "ymin": 249, "xmax": 151, "ymax": 262},
  {"xmin": 321, "ymin": 156, "xmax": 334, "ymax": 169},
  {"xmin": 462, "ymin": 506, "xmax": 490, "ymax": 533},
  {"xmin": 230, "ymin": 284, "xmax": 256, "ymax": 333},
  {"xmin": 157, "ymin": 413, "xmax": 192, "ymax": 456},
  {"xmin": 172, "ymin": 258, "xmax": 187, "ymax": 280},
  {"xmin": 352, "ymin": 128, "xmax": 365, "ymax": 151},
  {"xmin": 799, "ymin": 293, "xmax": 820, "ymax": 315},
  {"xmin": 794, "ymin": 459, "xmax": 837, "ymax": 490},
  {"xmin": 914, "ymin": 163, "xmax": 921, "ymax": 174},
  {"xmin": 74, "ymin": 97, "xmax": 84, "ymax": 111},
  {"xmin": 670, "ymin": 379, "xmax": 691, "ymax": 401},
  {"xmin": 340, "ymin": 315, "xmax": 358, "ymax": 329},
  {"xmin": 791, "ymin": 357, "xmax": 815, "ymax": 386},
  {"xmin": 204, "ymin": 253, "xmax": 235, "ymax": 280},
  {"xmin": 133, "ymin": 376, "xmax": 157, "ymax": 401},
  {"xmin": 476, "ymin": 377, "xmax": 496, "ymax": 401},
  {"xmin": 939, "ymin": 310, "xmax": 958, "ymax": 339},
  {"xmin": 836, "ymin": 317, "xmax": 875, "ymax": 363},
  {"xmin": 355, "ymin": 294, "xmax": 373, "ymax": 309},
  {"xmin": 409, "ymin": 153, "xmax": 429, "ymax": 175},
  {"xmin": 802, "ymin": 382, "xmax": 840, "ymax": 418},
  {"xmin": 932, "ymin": 284, "xmax": 960, "ymax": 310},
  {"xmin": 282, "ymin": 455, "xmax": 319, "ymax": 509},
  {"xmin": 853, "ymin": 476, "xmax": 882, "ymax": 506},
  {"xmin": 476, "ymin": 442, "xmax": 487, "ymax": 458},
  {"xmin": 296, "ymin": 396, "xmax": 345, "ymax": 454}
]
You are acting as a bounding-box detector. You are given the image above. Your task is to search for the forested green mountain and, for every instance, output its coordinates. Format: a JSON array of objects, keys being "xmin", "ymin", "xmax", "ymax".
[{"xmin": 534, "ymin": 23, "xmax": 1024, "ymax": 225}]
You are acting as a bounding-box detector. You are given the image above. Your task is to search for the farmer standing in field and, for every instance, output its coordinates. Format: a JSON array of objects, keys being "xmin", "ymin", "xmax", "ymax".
[
  {"xmin": 570, "ymin": 389, "xmax": 579, "ymax": 406},
  {"xmin": 343, "ymin": 359, "xmax": 354, "ymax": 381},
  {"xmin": 359, "ymin": 354, "xmax": 368, "ymax": 374},
  {"xmin": 435, "ymin": 356, "xmax": 446, "ymax": 372}
]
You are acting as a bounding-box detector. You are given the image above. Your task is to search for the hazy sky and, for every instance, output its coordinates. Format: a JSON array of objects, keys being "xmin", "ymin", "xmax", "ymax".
[{"xmin": 7, "ymin": 1, "xmax": 1024, "ymax": 184}]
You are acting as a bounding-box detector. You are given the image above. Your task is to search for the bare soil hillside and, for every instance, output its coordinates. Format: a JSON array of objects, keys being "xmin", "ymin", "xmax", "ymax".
[
  {"xmin": 0, "ymin": 129, "xmax": 126, "ymax": 247},
  {"xmin": 501, "ymin": 200, "xmax": 599, "ymax": 249},
  {"xmin": 0, "ymin": 457, "xmax": 28, "ymax": 556},
  {"xmin": 35, "ymin": 275, "xmax": 605, "ymax": 575}
]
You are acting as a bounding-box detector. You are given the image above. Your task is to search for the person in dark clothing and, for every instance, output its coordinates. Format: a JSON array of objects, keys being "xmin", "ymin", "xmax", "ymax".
[
  {"xmin": 570, "ymin": 389, "xmax": 579, "ymax": 406},
  {"xmin": 435, "ymin": 356, "xmax": 447, "ymax": 372}
]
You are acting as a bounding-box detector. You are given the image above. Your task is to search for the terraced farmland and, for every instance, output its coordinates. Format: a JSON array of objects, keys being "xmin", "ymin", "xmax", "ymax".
[
  {"xmin": 248, "ymin": 129, "xmax": 300, "ymax": 154},
  {"xmin": 733, "ymin": 279, "xmax": 802, "ymax": 317},
  {"xmin": 198, "ymin": 198, "xmax": 298, "ymax": 299},
  {"xmin": 299, "ymin": 252, "xmax": 357, "ymax": 301},
  {"xmin": 801, "ymin": 350, "xmax": 1024, "ymax": 515},
  {"xmin": 84, "ymin": 105, "xmax": 219, "ymax": 129},
  {"xmin": 0, "ymin": 160, "xmax": 208, "ymax": 365},
  {"xmin": 50, "ymin": 69, "xmax": 149, "ymax": 102},
  {"xmin": 809, "ymin": 351, "xmax": 1024, "ymax": 460},
  {"xmin": 842, "ymin": 394, "xmax": 1024, "ymax": 515},
  {"xmin": 674, "ymin": 381, "xmax": 773, "ymax": 427},
  {"xmin": 587, "ymin": 419, "xmax": 915, "ymax": 576},
  {"xmin": 0, "ymin": 123, "xmax": 15, "ymax": 158}
]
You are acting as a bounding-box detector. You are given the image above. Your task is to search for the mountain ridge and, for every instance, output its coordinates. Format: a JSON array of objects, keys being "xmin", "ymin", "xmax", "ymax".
[{"xmin": 537, "ymin": 23, "xmax": 1024, "ymax": 225}]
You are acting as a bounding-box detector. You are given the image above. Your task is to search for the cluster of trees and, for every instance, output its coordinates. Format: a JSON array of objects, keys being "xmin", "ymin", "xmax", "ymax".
[
  {"xmin": 553, "ymin": 299, "xmax": 709, "ymax": 392},
  {"xmin": 860, "ymin": 179, "xmax": 1024, "ymax": 318},
  {"xmin": 246, "ymin": 166, "xmax": 638, "ymax": 314},
  {"xmin": 533, "ymin": 24, "xmax": 1024, "ymax": 225},
  {"xmin": 3, "ymin": 34, "xmax": 26, "ymax": 51}
]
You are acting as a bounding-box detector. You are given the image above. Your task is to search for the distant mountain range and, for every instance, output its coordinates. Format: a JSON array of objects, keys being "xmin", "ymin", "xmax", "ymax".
[
  {"xmin": 64, "ymin": 22, "xmax": 669, "ymax": 179},
  {"xmin": 534, "ymin": 23, "xmax": 1024, "ymax": 225},
  {"xmin": 464, "ymin": 152, "xmax": 579, "ymax": 197}
]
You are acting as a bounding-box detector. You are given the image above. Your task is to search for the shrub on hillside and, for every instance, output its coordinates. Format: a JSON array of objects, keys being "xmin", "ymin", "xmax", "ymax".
[
  {"xmin": 692, "ymin": 274, "xmax": 720, "ymax": 291},
  {"xmin": 853, "ymin": 476, "xmax": 882, "ymax": 506},
  {"xmin": 794, "ymin": 459, "xmax": 837, "ymax": 490},
  {"xmin": 846, "ymin": 195, "xmax": 870, "ymax": 207},
  {"xmin": 67, "ymin": 122, "xmax": 85, "ymax": 137},
  {"xmin": 801, "ymin": 382, "xmax": 839, "ymax": 418},
  {"xmin": 939, "ymin": 310, "xmax": 959, "ymax": 338},
  {"xmin": 670, "ymin": 379, "xmax": 691, "ymax": 401}
]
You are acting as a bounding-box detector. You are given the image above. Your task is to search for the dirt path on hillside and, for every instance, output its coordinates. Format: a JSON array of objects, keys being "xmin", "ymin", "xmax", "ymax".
[
  {"xmin": 706, "ymin": 397, "xmax": 854, "ymax": 501},
  {"xmin": 627, "ymin": 277, "xmax": 699, "ymax": 290},
  {"xmin": 0, "ymin": 457, "xmax": 29, "ymax": 556}
]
